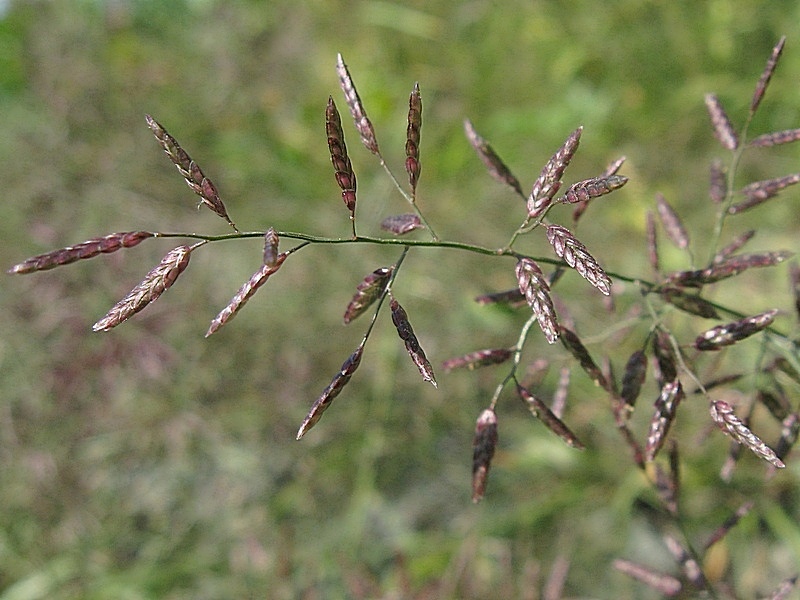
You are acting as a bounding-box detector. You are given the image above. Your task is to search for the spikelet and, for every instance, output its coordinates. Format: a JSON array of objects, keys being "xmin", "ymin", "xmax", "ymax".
[
  {"xmin": 712, "ymin": 230, "xmax": 755, "ymax": 264},
  {"xmin": 666, "ymin": 251, "xmax": 793, "ymax": 287},
  {"xmin": 709, "ymin": 158, "xmax": 727, "ymax": 204},
  {"xmin": 205, "ymin": 253, "xmax": 287, "ymax": 337},
  {"xmin": 336, "ymin": 53, "xmax": 379, "ymax": 155},
  {"xmin": 463, "ymin": 119, "xmax": 524, "ymax": 197},
  {"xmin": 92, "ymin": 245, "xmax": 192, "ymax": 332},
  {"xmin": 703, "ymin": 502, "xmax": 754, "ymax": 550},
  {"xmin": 527, "ymin": 127, "xmax": 582, "ymax": 219},
  {"xmin": 663, "ymin": 535, "xmax": 708, "ymax": 590},
  {"xmin": 558, "ymin": 326, "xmax": 610, "ymax": 391},
  {"xmin": 380, "ymin": 214, "xmax": 423, "ymax": 235},
  {"xmin": 709, "ymin": 400, "xmax": 784, "ymax": 468},
  {"xmin": 729, "ymin": 173, "xmax": 800, "ymax": 214},
  {"xmin": 296, "ymin": 340, "xmax": 366, "ymax": 439},
  {"xmin": 405, "ymin": 82, "xmax": 422, "ymax": 191},
  {"xmin": 652, "ymin": 330, "xmax": 678, "ymax": 385},
  {"xmin": 645, "ymin": 379, "xmax": 683, "ymax": 462},
  {"xmin": 546, "ymin": 225, "xmax": 612, "ymax": 295},
  {"xmin": 390, "ymin": 297, "xmax": 437, "ymax": 387},
  {"xmin": 646, "ymin": 210, "xmax": 660, "ymax": 274},
  {"xmin": 326, "ymin": 96, "xmax": 357, "ymax": 217},
  {"xmin": 655, "ymin": 193, "xmax": 689, "ymax": 250},
  {"xmin": 145, "ymin": 115, "xmax": 237, "ymax": 232},
  {"xmin": 774, "ymin": 413, "xmax": 800, "ymax": 465},
  {"xmin": 441, "ymin": 348, "xmax": 513, "ymax": 372},
  {"xmin": 262, "ymin": 227, "xmax": 280, "ymax": 267},
  {"xmin": 620, "ymin": 350, "xmax": 648, "ymax": 412},
  {"xmin": 471, "ymin": 408, "xmax": 498, "ymax": 502},
  {"xmin": 750, "ymin": 36, "xmax": 786, "ymax": 114},
  {"xmin": 694, "ymin": 309, "xmax": 778, "ymax": 351},
  {"xmin": 558, "ymin": 174, "xmax": 628, "ymax": 204},
  {"xmin": 791, "ymin": 263, "xmax": 800, "ymax": 319},
  {"xmin": 517, "ymin": 384, "xmax": 585, "ymax": 449},
  {"xmin": 704, "ymin": 94, "xmax": 739, "ymax": 151},
  {"xmin": 8, "ymin": 231, "xmax": 154, "ymax": 274},
  {"xmin": 343, "ymin": 266, "xmax": 393, "ymax": 324},
  {"xmin": 515, "ymin": 258, "xmax": 559, "ymax": 343},
  {"xmin": 748, "ymin": 128, "xmax": 800, "ymax": 148},
  {"xmin": 613, "ymin": 560, "xmax": 682, "ymax": 597},
  {"xmin": 658, "ymin": 288, "xmax": 720, "ymax": 319},
  {"xmin": 474, "ymin": 288, "xmax": 526, "ymax": 307}
]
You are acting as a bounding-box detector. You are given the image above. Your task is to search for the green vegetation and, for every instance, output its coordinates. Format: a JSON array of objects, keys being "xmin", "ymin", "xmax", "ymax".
[{"xmin": 2, "ymin": 2, "xmax": 800, "ymax": 598}]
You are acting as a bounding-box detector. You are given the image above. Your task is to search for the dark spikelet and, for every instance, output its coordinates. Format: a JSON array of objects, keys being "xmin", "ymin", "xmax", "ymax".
[
  {"xmin": 326, "ymin": 96, "xmax": 358, "ymax": 216},
  {"xmin": 380, "ymin": 214, "xmax": 424, "ymax": 235},
  {"xmin": 463, "ymin": 119, "xmax": 524, "ymax": 197},
  {"xmin": 653, "ymin": 461, "xmax": 678, "ymax": 516},
  {"xmin": 646, "ymin": 210, "xmax": 660, "ymax": 274},
  {"xmin": 663, "ymin": 535, "xmax": 707, "ymax": 590},
  {"xmin": 390, "ymin": 297, "xmax": 437, "ymax": 387},
  {"xmin": 709, "ymin": 158, "xmax": 727, "ymax": 204},
  {"xmin": 336, "ymin": 53, "xmax": 379, "ymax": 155},
  {"xmin": 766, "ymin": 575, "xmax": 799, "ymax": 600},
  {"xmin": 652, "ymin": 330, "xmax": 678, "ymax": 385},
  {"xmin": 92, "ymin": 245, "xmax": 192, "ymax": 332},
  {"xmin": 710, "ymin": 400, "xmax": 785, "ymax": 468},
  {"xmin": 262, "ymin": 227, "xmax": 280, "ymax": 267},
  {"xmin": 612, "ymin": 560, "xmax": 682, "ymax": 597},
  {"xmin": 471, "ymin": 408, "xmax": 498, "ymax": 502},
  {"xmin": 546, "ymin": 225, "xmax": 612, "ymax": 295},
  {"xmin": 658, "ymin": 288, "xmax": 720, "ymax": 319},
  {"xmin": 749, "ymin": 128, "xmax": 800, "ymax": 148},
  {"xmin": 441, "ymin": 348, "xmax": 513, "ymax": 372},
  {"xmin": 558, "ymin": 174, "xmax": 628, "ymax": 204},
  {"xmin": 518, "ymin": 384, "xmax": 585, "ymax": 449},
  {"xmin": 296, "ymin": 340, "xmax": 366, "ymax": 439},
  {"xmin": 205, "ymin": 253, "xmax": 287, "ymax": 337},
  {"xmin": 774, "ymin": 412, "xmax": 800, "ymax": 463},
  {"xmin": 145, "ymin": 115, "xmax": 238, "ymax": 231},
  {"xmin": 343, "ymin": 266, "xmax": 393, "ymax": 325},
  {"xmin": 527, "ymin": 126, "xmax": 582, "ymax": 219},
  {"xmin": 645, "ymin": 379, "xmax": 684, "ymax": 462},
  {"xmin": 667, "ymin": 251, "xmax": 793, "ymax": 287},
  {"xmin": 704, "ymin": 501, "xmax": 754, "ymax": 550},
  {"xmin": 757, "ymin": 388, "xmax": 790, "ymax": 421},
  {"xmin": 694, "ymin": 309, "xmax": 778, "ymax": 351},
  {"xmin": 729, "ymin": 173, "xmax": 800, "ymax": 214},
  {"xmin": 405, "ymin": 82, "xmax": 422, "ymax": 191},
  {"xmin": 791, "ymin": 263, "xmax": 800, "ymax": 318},
  {"xmin": 559, "ymin": 326, "xmax": 610, "ymax": 391},
  {"xmin": 474, "ymin": 288, "xmax": 526, "ymax": 307},
  {"xmin": 655, "ymin": 193, "xmax": 689, "ymax": 250},
  {"xmin": 8, "ymin": 231, "xmax": 154, "ymax": 274},
  {"xmin": 572, "ymin": 159, "xmax": 625, "ymax": 223},
  {"xmin": 750, "ymin": 36, "xmax": 786, "ymax": 114},
  {"xmin": 620, "ymin": 350, "xmax": 648, "ymax": 412},
  {"xmin": 704, "ymin": 94, "xmax": 739, "ymax": 151},
  {"xmin": 515, "ymin": 258, "xmax": 559, "ymax": 343},
  {"xmin": 712, "ymin": 229, "xmax": 756, "ymax": 264}
]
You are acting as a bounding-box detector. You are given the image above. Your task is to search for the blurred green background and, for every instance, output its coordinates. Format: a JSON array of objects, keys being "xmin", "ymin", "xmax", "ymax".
[{"xmin": 2, "ymin": 1, "xmax": 800, "ymax": 598}]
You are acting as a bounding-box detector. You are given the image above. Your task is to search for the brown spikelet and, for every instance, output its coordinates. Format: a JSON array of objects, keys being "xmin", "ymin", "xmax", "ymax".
[
  {"xmin": 704, "ymin": 501, "xmax": 754, "ymax": 550},
  {"xmin": 326, "ymin": 96, "xmax": 357, "ymax": 217},
  {"xmin": 474, "ymin": 288, "xmax": 526, "ymax": 307},
  {"xmin": 463, "ymin": 119, "xmax": 524, "ymax": 198},
  {"xmin": 205, "ymin": 253, "xmax": 287, "ymax": 337},
  {"xmin": 751, "ymin": 36, "xmax": 786, "ymax": 114},
  {"xmin": 517, "ymin": 384, "xmax": 585, "ymax": 449},
  {"xmin": 712, "ymin": 229, "xmax": 755, "ymax": 264},
  {"xmin": 336, "ymin": 53, "xmax": 379, "ymax": 155},
  {"xmin": 620, "ymin": 350, "xmax": 648, "ymax": 412},
  {"xmin": 612, "ymin": 560, "xmax": 682, "ymax": 597},
  {"xmin": 667, "ymin": 251, "xmax": 793, "ymax": 287},
  {"xmin": 296, "ymin": 340, "xmax": 366, "ymax": 440},
  {"xmin": 709, "ymin": 158, "xmax": 727, "ymax": 204},
  {"xmin": 92, "ymin": 245, "xmax": 192, "ymax": 332},
  {"xmin": 559, "ymin": 326, "xmax": 610, "ymax": 392},
  {"xmin": 262, "ymin": 227, "xmax": 280, "ymax": 267},
  {"xmin": 515, "ymin": 258, "xmax": 560, "ymax": 343},
  {"xmin": 694, "ymin": 309, "xmax": 778, "ymax": 351},
  {"xmin": 558, "ymin": 174, "xmax": 628, "ymax": 204},
  {"xmin": 710, "ymin": 399, "xmax": 785, "ymax": 468},
  {"xmin": 527, "ymin": 127, "xmax": 582, "ymax": 219},
  {"xmin": 655, "ymin": 193, "xmax": 689, "ymax": 250},
  {"xmin": 8, "ymin": 231, "xmax": 154, "ymax": 274},
  {"xmin": 646, "ymin": 210, "xmax": 660, "ymax": 274},
  {"xmin": 380, "ymin": 214, "xmax": 424, "ymax": 235},
  {"xmin": 471, "ymin": 408, "xmax": 498, "ymax": 502},
  {"xmin": 546, "ymin": 225, "xmax": 612, "ymax": 295},
  {"xmin": 729, "ymin": 173, "xmax": 800, "ymax": 214},
  {"xmin": 774, "ymin": 412, "xmax": 800, "ymax": 463},
  {"xmin": 343, "ymin": 266, "xmax": 393, "ymax": 325},
  {"xmin": 145, "ymin": 115, "xmax": 238, "ymax": 231},
  {"xmin": 749, "ymin": 128, "xmax": 800, "ymax": 148},
  {"xmin": 405, "ymin": 82, "xmax": 422, "ymax": 191},
  {"xmin": 658, "ymin": 288, "xmax": 720, "ymax": 319},
  {"xmin": 704, "ymin": 94, "xmax": 739, "ymax": 151},
  {"xmin": 441, "ymin": 348, "xmax": 513, "ymax": 372},
  {"xmin": 652, "ymin": 330, "xmax": 678, "ymax": 385},
  {"xmin": 390, "ymin": 297, "xmax": 437, "ymax": 387},
  {"xmin": 790, "ymin": 263, "xmax": 800, "ymax": 318},
  {"xmin": 602, "ymin": 155, "xmax": 626, "ymax": 177},
  {"xmin": 645, "ymin": 379, "xmax": 684, "ymax": 462},
  {"xmin": 663, "ymin": 535, "xmax": 707, "ymax": 590},
  {"xmin": 757, "ymin": 388, "xmax": 791, "ymax": 421}
]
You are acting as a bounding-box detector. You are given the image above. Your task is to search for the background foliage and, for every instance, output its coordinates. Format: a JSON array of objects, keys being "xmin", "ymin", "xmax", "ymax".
[{"xmin": 2, "ymin": 1, "xmax": 800, "ymax": 598}]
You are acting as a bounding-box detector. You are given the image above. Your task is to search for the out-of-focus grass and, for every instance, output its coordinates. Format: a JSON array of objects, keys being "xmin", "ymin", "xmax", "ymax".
[{"xmin": 2, "ymin": 1, "xmax": 800, "ymax": 598}]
